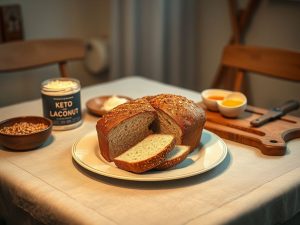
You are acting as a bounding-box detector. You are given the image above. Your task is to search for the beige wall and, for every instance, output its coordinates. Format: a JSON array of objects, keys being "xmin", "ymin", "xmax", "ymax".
[
  {"xmin": 196, "ymin": 0, "xmax": 300, "ymax": 115},
  {"xmin": 0, "ymin": 0, "xmax": 111, "ymax": 107}
]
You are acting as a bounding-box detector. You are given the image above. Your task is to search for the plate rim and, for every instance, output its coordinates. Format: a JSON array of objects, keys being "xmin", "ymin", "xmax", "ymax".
[{"xmin": 72, "ymin": 129, "xmax": 228, "ymax": 181}]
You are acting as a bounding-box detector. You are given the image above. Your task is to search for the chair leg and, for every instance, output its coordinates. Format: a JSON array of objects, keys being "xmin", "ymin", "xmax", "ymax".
[
  {"xmin": 212, "ymin": 66, "xmax": 244, "ymax": 91},
  {"xmin": 211, "ymin": 0, "xmax": 261, "ymax": 92},
  {"xmin": 212, "ymin": 65, "xmax": 228, "ymax": 89},
  {"xmin": 59, "ymin": 62, "xmax": 68, "ymax": 77},
  {"xmin": 233, "ymin": 69, "xmax": 244, "ymax": 92}
]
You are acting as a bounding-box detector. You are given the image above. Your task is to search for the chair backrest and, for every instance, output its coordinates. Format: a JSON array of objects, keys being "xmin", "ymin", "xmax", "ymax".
[
  {"xmin": 0, "ymin": 38, "xmax": 85, "ymax": 77},
  {"xmin": 222, "ymin": 44, "xmax": 300, "ymax": 83}
]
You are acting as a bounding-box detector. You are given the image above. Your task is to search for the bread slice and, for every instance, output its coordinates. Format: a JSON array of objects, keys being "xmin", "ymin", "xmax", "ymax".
[
  {"xmin": 155, "ymin": 145, "xmax": 191, "ymax": 170},
  {"xmin": 113, "ymin": 134, "xmax": 176, "ymax": 173}
]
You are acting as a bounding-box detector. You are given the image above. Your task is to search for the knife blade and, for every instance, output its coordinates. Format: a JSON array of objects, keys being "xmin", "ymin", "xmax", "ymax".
[{"xmin": 250, "ymin": 100, "xmax": 300, "ymax": 127}]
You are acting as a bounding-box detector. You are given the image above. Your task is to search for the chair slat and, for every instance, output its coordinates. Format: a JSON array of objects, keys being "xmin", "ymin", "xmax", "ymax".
[
  {"xmin": 222, "ymin": 45, "xmax": 300, "ymax": 81},
  {"xmin": 0, "ymin": 39, "xmax": 85, "ymax": 72}
]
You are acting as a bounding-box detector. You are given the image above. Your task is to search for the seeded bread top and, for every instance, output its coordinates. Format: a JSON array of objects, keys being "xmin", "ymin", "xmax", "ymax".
[
  {"xmin": 96, "ymin": 98, "xmax": 157, "ymax": 136},
  {"xmin": 148, "ymin": 94, "xmax": 205, "ymax": 132}
]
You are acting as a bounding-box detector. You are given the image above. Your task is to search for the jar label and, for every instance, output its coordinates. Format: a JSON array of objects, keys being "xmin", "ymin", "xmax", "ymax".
[{"xmin": 42, "ymin": 92, "xmax": 82, "ymax": 126}]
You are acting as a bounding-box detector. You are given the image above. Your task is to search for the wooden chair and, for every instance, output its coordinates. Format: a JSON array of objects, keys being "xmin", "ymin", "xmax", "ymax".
[
  {"xmin": 0, "ymin": 38, "xmax": 85, "ymax": 77},
  {"xmin": 212, "ymin": 0, "xmax": 261, "ymax": 91},
  {"xmin": 218, "ymin": 44, "xmax": 300, "ymax": 91}
]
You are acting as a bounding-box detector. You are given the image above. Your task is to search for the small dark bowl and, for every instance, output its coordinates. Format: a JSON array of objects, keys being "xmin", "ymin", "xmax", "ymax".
[{"xmin": 0, "ymin": 116, "xmax": 52, "ymax": 151}]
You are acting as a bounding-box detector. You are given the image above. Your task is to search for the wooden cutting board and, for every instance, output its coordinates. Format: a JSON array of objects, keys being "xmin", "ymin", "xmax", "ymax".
[{"xmin": 198, "ymin": 103, "xmax": 300, "ymax": 156}]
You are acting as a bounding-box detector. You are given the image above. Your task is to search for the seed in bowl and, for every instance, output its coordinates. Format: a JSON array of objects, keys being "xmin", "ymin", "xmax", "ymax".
[{"xmin": 0, "ymin": 122, "xmax": 48, "ymax": 135}]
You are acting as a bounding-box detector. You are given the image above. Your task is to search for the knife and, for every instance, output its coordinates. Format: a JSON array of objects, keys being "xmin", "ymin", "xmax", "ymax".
[{"xmin": 250, "ymin": 100, "xmax": 300, "ymax": 127}]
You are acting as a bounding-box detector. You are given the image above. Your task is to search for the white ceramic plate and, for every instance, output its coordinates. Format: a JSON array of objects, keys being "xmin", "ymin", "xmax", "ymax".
[{"xmin": 72, "ymin": 129, "xmax": 227, "ymax": 181}]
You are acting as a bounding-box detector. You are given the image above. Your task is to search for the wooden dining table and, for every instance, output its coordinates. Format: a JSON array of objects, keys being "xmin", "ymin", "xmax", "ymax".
[{"xmin": 0, "ymin": 76, "xmax": 300, "ymax": 225}]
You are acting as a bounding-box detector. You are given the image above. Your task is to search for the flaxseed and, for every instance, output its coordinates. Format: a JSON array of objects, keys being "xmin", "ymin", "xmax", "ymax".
[{"xmin": 0, "ymin": 122, "xmax": 48, "ymax": 135}]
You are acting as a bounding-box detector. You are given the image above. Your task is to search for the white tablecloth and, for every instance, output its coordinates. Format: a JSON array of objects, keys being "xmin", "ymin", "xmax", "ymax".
[{"xmin": 0, "ymin": 76, "xmax": 300, "ymax": 225}]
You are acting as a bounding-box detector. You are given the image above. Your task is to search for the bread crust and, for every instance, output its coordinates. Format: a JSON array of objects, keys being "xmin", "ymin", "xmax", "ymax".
[
  {"xmin": 148, "ymin": 94, "xmax": 206, "ymax": 151},
  {"xmin": 113, "ymin": 136, "xmax": 176, "ymax": 173},
  {"xmin": 96, "ymin": 98, "xmax": 157, "ymax": 162},
  {"xmin": 155, "ymin": 145, "xmax": 191, "ymax": 170}
]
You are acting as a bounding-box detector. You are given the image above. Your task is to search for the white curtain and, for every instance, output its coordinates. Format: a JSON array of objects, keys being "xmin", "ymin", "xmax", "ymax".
[{"xmin": 110, "ymin": 0, "xmax": 197, "ymax": 89}]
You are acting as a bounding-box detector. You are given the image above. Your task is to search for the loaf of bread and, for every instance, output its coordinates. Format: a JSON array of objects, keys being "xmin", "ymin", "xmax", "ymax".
[
  {"xmin": 113, "ymin": 134, "xmax": 176, "ymax": 173},
  {"xmin": 96, "ymin": 94, "xmax": 206, "ymax": 166},
  {"xmin": 96, "ymin": 98, "xmax": 157, "ymax": 162},
  {"xmin": 147, "ymin": 94, "xmax": 205, "ymax": 151},
  {"xmin": 155, "ymin": 145, "xmax": 191, "ymax": 170}
]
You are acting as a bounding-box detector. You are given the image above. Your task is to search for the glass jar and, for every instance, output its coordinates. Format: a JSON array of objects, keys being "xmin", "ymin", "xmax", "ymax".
[{"xmin": 41, "ymin": 78, "xmax": 82, "ymax": 130}]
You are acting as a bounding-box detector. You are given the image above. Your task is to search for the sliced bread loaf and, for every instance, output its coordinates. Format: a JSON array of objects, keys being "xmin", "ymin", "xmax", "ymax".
[
  {"xmin": 96, "ymin": 94, "xmax": 206, "ymax": 164},
  {"xmin": 155, "ymin": 145, "xmax": 191, "ymax": 170},
  {"xmin": 113, "ymin": 134, "xmax": 176, "ymax": 173}
]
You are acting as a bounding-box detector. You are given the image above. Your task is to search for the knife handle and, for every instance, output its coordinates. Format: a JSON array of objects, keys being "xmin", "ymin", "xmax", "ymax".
[{"xmin": 277, "ymin": 100, "xmax": 300, "ymax": 114}]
